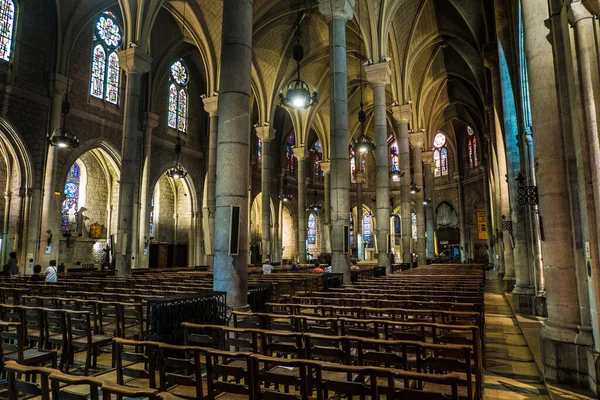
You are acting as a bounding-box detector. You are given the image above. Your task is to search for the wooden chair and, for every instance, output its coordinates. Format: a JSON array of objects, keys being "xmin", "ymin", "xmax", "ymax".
[
  {"xmin": 113, "ymin": 337, "xmax": 158, "ymax": 389},
  {"xmin": 251, "ymin": 354, "xmax": 311, "ymax": 400},
  {"xmin": 49, "ymin": 370, "xmax": 104, "ymax": 400},
  {"xmin": 205, "ymin": 348, "xmax": 253, "ymax": 400},
  {"xmin": 66, "ymin": 310, "xmax": 113, "ymax": 374},
  {"xmin": 100, "ymin": 382, "xmax": 160, "ymax": 400},
  {"xmin": 156, "ymin": 342, "xmax": 205, "ymax": 400},
  {"xmin": 0, "ymin": 321, "xmax": 57, "ymax": 368},
  {"xmin": 3, "ymin": 360, "xmax": 56, "ymax": 400}
]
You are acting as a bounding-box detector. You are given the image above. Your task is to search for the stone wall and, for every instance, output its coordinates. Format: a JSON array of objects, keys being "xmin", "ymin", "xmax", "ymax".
[
  {"xmin": 282, "ymin": 206, "xmax": 296, "ymax": 260},
  {"xmin": 155, "ymin": 175, "xmax": 175, "ymax": 243}
]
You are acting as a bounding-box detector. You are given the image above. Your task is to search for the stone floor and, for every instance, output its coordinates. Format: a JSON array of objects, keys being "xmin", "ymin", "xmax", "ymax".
[{"xmin": 484, "ymin": 275, "xmax": 550, "ymax": 399}]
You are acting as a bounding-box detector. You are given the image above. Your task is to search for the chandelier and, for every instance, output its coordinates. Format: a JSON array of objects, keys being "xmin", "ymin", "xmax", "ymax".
[
  {"xmin": 279, "ymin": 176, "xmax": 293, "ymax": 202},
  {"xmin": 410, "ymin": 182, "xmax": 421, "ymax": 194},
  {"xmin": 390, "ymin": 169, "xmax": 405, "ymax": 181},
  {"xmin": 279, "ymin": 1, "xmax": 317, "ymax": 110},
  {"xmin": 165, "ymin": 137, "xmax": 188, "ymax": 179},
  {"xmin": 48, "ymin": 91, "xmax": 79, "ymax": 150}
]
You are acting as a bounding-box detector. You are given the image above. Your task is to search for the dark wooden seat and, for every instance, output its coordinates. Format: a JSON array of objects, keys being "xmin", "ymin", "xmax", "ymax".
[{"xmin": 0, "ymin": 321, "xmax": 57, "ymax": 368}]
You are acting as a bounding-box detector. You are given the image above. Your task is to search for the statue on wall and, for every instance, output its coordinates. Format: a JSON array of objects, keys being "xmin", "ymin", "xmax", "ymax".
[
  {"xmin": 68, "ymin": 204, "xmax": 77, "ymax": 232},
  {"xmin": 76, "ymin": 207, "xmax": 88, "ymax": 236}
]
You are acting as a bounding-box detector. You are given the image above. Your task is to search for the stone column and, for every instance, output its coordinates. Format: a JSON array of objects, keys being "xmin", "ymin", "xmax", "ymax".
[
  {"xmin": 392, "ymin": 104, "xmax": 412, "ymax": 264},
  {"xmin": 202, "ymin": 96, "xmax": 218, "ymax": 267},
  {"xmin": 38, "ymin": 73, "xmax": 69, "ymax": 265},
  {"xmin": 410, "ymin": 132, "xmax": 426, "ymax": 267},
  {"xmin": 365, "ymin": 62, "xmax": 392, "ymax": 272},
  {"xmin": 423, "ymin": 152, "xmax": 435, "ymax": 260},
  {"xmin": 321, "ymin": 161, "xmax": 332, "ymax": 254},
  {"xmin": 522, "ymin": 0, "xmax": 593, "ymax": 383},
  {"xmin": 481, "ymin": 163, "xmax": 494, "ymax": 266},
  {"xmin": 454, "ymin": 174, "xmax": 467, "ymax": 262},
  {"xmin": 114, "ymin": 48, "xmax": 152, "ymax": 275},
  {"xmin": 355, "ymin": 170, "xmax": 364, "ymax": 260},
  {"xmin": 318, "ymin": 0, "xmax": 354, "ymax": 283},
  {"xmin": 138, "ymin": 112, "xmax": 159, "ymax": 268},
  {"xmin": 293, "ymin": 147, "xmax": 307, "ymax": 264},
  {"xmin": 213, "ymin": 0, "xmax": 253, "ymax": 309},
  {"xmin": 256, "ymin": 127, "xmax": 276, "ymax": 261}
]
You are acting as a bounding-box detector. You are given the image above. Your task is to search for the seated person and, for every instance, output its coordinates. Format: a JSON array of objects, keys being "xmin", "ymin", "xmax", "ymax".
[
  {"xmin": 350, "ymin": 259, "xmax": 360, "ymax": 271},
  {"xmin": 290, "ymin": 261, "xmax": 300, "ymax": 272},
  {"xmin": 29, "ymin": 265, "xmax": 44, "ymax": 283},
  {"xmin": 312, "ymin": 262, "xmax": 324, "ymax": 274},
  {"xmin": 0, "ymin": 264, "xmax": 11, "ymax": 277},
  {"xmin": 262, "ymin": 259, "xmax": 273, "ymax": 274}
]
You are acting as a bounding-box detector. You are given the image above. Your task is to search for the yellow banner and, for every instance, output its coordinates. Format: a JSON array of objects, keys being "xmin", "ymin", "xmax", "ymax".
[{"xmin": 477, "ymin": 209, "xmax": 488, "ymax": 240}]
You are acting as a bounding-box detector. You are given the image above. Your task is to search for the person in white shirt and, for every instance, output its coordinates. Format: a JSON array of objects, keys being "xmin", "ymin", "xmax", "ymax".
[
  {"xmin": 44, "ymin": 260, "xmax": 58, "ymax": 283},
  {"xmin": 262, "ymin": 259, "xmax": 273, "ymax": 274}
]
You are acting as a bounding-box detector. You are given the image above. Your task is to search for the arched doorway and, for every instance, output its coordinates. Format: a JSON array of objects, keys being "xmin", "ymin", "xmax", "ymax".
[{"xmin": 436, "ymin": 202, "xmax": 460, "ymax": 261}]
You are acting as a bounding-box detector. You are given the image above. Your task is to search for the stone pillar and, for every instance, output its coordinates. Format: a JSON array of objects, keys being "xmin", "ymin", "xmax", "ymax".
[
  {"xmin": 496, "ymin": 41, "xmax": 534, "ymax": 311},
  {"xmin": 256, "ymin": 127, "xmax": 276, "ymax": 262},
  {"xmin": 365, "ymin": 62, "xmax": 392, "ymax": 272},
  {"xmin": 138, "ymin": 112, "xmax": 159, "ymax": 268},
  {"xmin": 355, "ymin": 170, "xmax": 364, "ymax": 260},
  {"xmin": 392, "ymin": 104, "xmax": 412, "ymax": 264},
  {"xmin": 38, "ymin": 73, "xmax": 69, "ymax": 265},
  {"xmin": 114, "ymin": 48, "xmax": 152, "ymax": 275},
  {"xmin": 293, "ymin": 147, "xmax": 307, "ymax": 264},
  {"xmin": 423, "ymin": 151, "xmax": 435, "ymax": 260},
  {"xmin": 481, "ymin": 163, "xmax": 494, "ymax": 266},
  {"xmin": 318, "ymin": 0, "xmax": 354, "ymax": 283},
  {"xmin": 522, "ymin": 0, "xmax": 593, "ymax": 384},
  {"xmin": 410, "ymin": 132, "xmax": 426, "ymax": 267},
  {"xmin": 213, "ymin": 0, "xmax": 253, "ymax": 309},
  {"xmin": 202, "ymin": 96, "xmax": 219, "ymax": 267},
  {"xmin": 454, "ymin": 174, "xmax": 466, "ymax": 262},
  {"xmin": 321, "ymin": 161, "xmax": 332, "ymax": 254}
]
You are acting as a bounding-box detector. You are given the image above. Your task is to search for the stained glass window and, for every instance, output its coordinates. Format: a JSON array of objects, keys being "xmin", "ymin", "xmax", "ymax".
[
  {"xmin": 433, "ymin": 132, "xmax": 448, "ymax": 177},
  {"xmin": 308, "ymin": 213, "xmax": 317, "ymax": 245},
  {"xmin": 350, "ymin": 146, "xmax": 366, "ymax": 183},
  {"xmin": 467, "ymin": 126, "xmax": 478, "ymax": 168},
  {"xmin": 411, "ymin": 211, "xmax": 417, "ymax": 241},
  {"xmin": 257, "ymin": 139, "xmax": 262, "ymax": 164},
  {"xmin": 286, "ymin": 134, "xmax": 295, "ymax": 174},
  {"xmin": 390, "ymin": 141, "xmax": 400, "ymax": 182},
  {"xmin": 90, "ymin": 12, "xmax": 122, "ymax": 104},
  {"xmin": 363, "ymin": 214, "xmax": 372, "ymax": 244},
  {"xmin": 314, "ymin": 140, "xmax": 323, "ymax": 179},
  {"xmin": 0, "ymin": 0, "xmax": 16, "ymax": 62},
  {"xmin": 349, "ymin": 214, "xmax": 354, "ymax": 246},
  {"xmin": 149, "ymin": 194, "xmax": 155, "ymax": 238},
  {"xmin": 168, "ymin": 60, "xmax": 189, "ymax": 134},
  {"xmin": 61, "ymin": 163, "xmax": 81, "ymax": 232},
  {"xmin": 393, "ymin": 215, "xmax": 401, "ymax": 245}
]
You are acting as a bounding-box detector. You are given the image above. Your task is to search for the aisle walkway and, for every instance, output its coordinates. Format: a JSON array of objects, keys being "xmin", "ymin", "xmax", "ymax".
[{"xmin": 484, "ymin": 276, "xmax": 549, "ymax": 399}]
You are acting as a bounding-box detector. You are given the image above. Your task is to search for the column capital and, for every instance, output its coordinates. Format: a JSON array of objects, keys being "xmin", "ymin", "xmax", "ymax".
[
  {"xmin": 569, "ymin": 1, "xmax": 594, "ymax": 25},
  {"xmin": 409, "ymin": 131, "xmax": 425, "ymax": 149},
  {"xmin": 364, "ymin": 62, "xmax": 392, "ymax": 87},
  {"xmin": 48, "ymin": 73, "xmax": 70, "ymax": 97},
  {"xmin": 453, "ymin": 173, "xmax": 462, "ymax": 182},
  {"xmin": 582, "ymin": 0, "xmax": 600, "ymax": 16},
  {"xmin": 255, "ymin": 126, "xmax": 276, "ymax": 142},
  {"xmin": 482, "ymin": 42, "xmax": 499, "ymax": 70},
  {"xmin": 392, "ymin": 104, "xmax": 412, "ymax": 124},
  {"xmin": 320, "ymin": 160, "xmax": 331, "ymax": 174},
  {"xmin": 117, "ymin": 48, "xmax": 152, "ymax": 74},
  {"xmin": 317, "ymin": 0, "xmax": 355, "ymax": 22},
  {"xmin": 144, "ymin": 112, "xmax": 160, "ymax": 130},
  {"xmin": 292, "ymin": 146, "xmax": 306, "ymax": 160},
  {"xmin": 202, "ymin": 96, "xmax": 219, "ymax": 117},
  {"xmin": 422, "ymin": 151, "xmax": 434, "ymax": 165}
]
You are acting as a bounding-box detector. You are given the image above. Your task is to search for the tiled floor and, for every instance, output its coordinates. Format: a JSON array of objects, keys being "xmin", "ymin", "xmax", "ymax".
[{"xmin": 484, "ymin": 276, "xmax": 550, "ymax": 399}]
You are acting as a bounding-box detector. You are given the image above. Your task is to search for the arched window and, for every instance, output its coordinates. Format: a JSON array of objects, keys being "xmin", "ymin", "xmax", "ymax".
[
  {"xmin": 168, "ymin": 60, "xmax": 189, "ymax": 134},
  {"xmin": 314, "ymin": 140, "xmax": 323, "ymax": 179},
  {"xmin": 411, "ymin": 211, "xmax": 417, "ymax": 241},
  {"xmin": 257, "ymin": 139, "xmax": 262, "ymax": 164},
  {"xmin": 350, "ymin": 146, "xmax": 366, "ymax": 183},
  {"xmin": 0, "ymin": 0, "xmax": 16, "ymax": 62},
  {"xmin": 90, "ymin": 11, "xmax": 122, "ymax": 104},
  {"xmin": 308, "ymin": 213, "xmax": 317, "ymax": 244},
  {"xmin": 390, "ymin": 141, "xmax": 400, "ymax": 182},
  {"xmin": 286, "ymin": 134, "xmax": 295, "ymax": 174},
  {"xmin": 433, "ymin": 132, "xmax": 448, "ymax": 177},
  {"xmin": 149, "ymin": 194, "xmax": 155, "ymax": 238},
  {"xmin": 349, "ymin": 214, "xmax": 354, "ymax": 246},
  {"xmin": 61, "ymin": 163, "xmax": 81, "ymax": 232},
  {"xmin": 363, "ymin": 213, "xmax": 372, "ymax": 244},
  {"xmin": 467, "ymin": 126, "xmax": 478, "ymax": 168},
  {"xmin": 393, "ymin": 215, "xmax": 401, "ymax": 245}
]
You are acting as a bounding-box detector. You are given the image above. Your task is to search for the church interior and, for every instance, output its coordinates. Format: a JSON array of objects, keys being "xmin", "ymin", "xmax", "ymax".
[{"xmin": 0, "ymin": 0, "xmax": 600, "ymax": 399}]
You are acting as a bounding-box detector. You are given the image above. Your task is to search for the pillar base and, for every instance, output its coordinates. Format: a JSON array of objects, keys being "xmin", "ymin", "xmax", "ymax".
[
  {"xmin": 534, "ymin": 293, "xmax": 547, "ymax": 317},
  {"xmin": 511, "ymin": 286, "xmax": 535, "ymax": 315},
  {"xmin": 541, "ymin": 322, "xmax": 594, "ymax": 389},
  {"xmin": 502, "ymin": 277, "xmax": 516, "ymax": 293},
  {"xmin": 587, "ymin": 349, "xmax": 600, "ymax": 397}
]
